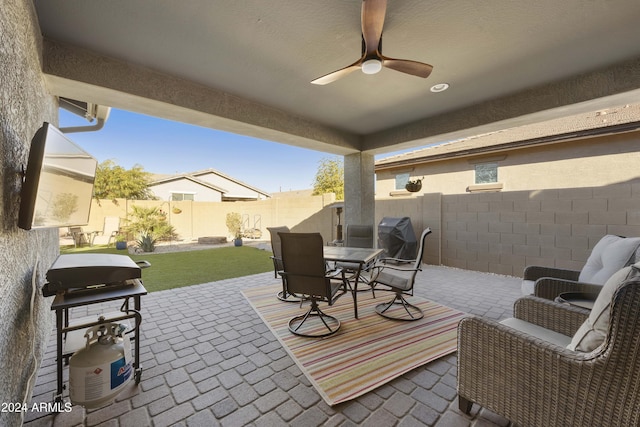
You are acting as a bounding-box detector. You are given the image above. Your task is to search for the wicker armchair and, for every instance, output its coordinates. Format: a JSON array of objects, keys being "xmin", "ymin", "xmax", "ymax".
[
  {"xmin": 522, "ymin": 234, "xmax": 640, "ymax": 299},
  {"xmin": 458, "ymin": 279, "xmax": 640, "ymax": 427}
]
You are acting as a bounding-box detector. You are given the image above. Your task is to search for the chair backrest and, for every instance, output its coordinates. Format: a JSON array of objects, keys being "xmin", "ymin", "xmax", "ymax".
[
  {"xmin": 413, "ymin": 228, "xmax": 432, "ymax": 270},
  {"xmin": 267, "ymin": 226, "xmax": 290, "ymax": 270},
  {"xmin": 345, "ymin": 224, "xmax": 374, "ymax": 248},
  {"xmin": 68, "ymin": 226, "xmax": 86, "ymax": 245},
  {"xmin": 103, "ymin": 216, "xmax": 120, "ymax": 235},
  {"xmin": 279, "ymin": 232, "xmax": 329, "ymax": 296}
]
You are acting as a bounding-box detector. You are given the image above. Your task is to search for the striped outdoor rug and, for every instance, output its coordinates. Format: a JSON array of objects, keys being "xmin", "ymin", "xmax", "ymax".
[{"xmin": 242, "ymin": 284, "xmax": 466, "ymax": 406}]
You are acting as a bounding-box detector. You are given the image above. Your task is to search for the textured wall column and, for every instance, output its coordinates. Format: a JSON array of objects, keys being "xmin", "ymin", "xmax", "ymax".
[
  {"xmin": 1, "ymin": 2, "xmax": 59, "ymax": 425},
  {"xmin": 344, "ymin": 152, "xmax": 375, "ymax": 228}
]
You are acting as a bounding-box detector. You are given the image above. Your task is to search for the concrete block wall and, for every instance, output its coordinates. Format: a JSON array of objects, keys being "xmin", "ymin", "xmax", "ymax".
[{"xmin": 440, "ymin": 181, "xmax": 640, "ymax": 276}]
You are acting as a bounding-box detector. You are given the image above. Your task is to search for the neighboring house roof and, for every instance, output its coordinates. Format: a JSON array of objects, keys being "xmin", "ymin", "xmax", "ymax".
[
  {"xmin": 376, "ymin": 103, "xmax": 640, "ymax": 170},
  {"xmin": 150, "ymin": 174, "xmax": 228, "ymax": 193},
  {"xmin": 189, "ymin": 168, "xmax": 271, "ymax": 198},
  {"xmin": 149, "ymin": 168, "xmax": 271, "ymax": 199}
]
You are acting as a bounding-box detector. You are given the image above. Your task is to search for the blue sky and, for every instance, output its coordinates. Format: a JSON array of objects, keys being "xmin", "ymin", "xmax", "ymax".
[{"xmin": 59, "ymin": 108, "xmax": 350, "ymax": 194}]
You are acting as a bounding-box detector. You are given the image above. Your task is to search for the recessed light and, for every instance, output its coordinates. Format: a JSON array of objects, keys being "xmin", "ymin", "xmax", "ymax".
[{"xmin": 430, "ymin": 83, "xmax": 449, "ymax": 93}]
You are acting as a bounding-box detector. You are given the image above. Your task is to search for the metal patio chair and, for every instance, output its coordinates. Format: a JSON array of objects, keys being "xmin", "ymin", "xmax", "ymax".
[
  {"xmin": 279, "ymin": 232, "xmax": 348, "ymax": 337},
  {"xmin": 368, "ymin": 228, "xmax": 432, "ymax": 320}
]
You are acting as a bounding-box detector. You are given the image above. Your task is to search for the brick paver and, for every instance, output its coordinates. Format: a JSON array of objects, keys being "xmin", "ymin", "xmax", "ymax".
[{"xmin": 25, "ymin": 265, "xmax": 521, "ymax": 426}]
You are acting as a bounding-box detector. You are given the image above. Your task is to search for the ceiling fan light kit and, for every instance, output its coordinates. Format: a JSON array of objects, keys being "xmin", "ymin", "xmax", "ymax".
[
  {"xmin": 361, "ymin": 59, "xmax": 382, "ymax": 74},
  {"xmin": 311, "ymin": 0, "xmax": 433, "ymax": 85}
]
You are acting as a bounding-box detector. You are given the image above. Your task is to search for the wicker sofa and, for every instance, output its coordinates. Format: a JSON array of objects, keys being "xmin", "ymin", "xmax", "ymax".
[
  {"xmin": 522, "ymin": 234, "xmax": 640, "ymax": 299},
  {"xmin": 458, "ymin": 264, "xmax": 640, "ymax": 427}
]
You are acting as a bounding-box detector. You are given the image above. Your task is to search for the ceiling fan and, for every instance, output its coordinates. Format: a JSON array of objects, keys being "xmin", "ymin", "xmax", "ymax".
[{"xmin": 311, "ymin": 0, "xmax": 433, "ymax": 85}]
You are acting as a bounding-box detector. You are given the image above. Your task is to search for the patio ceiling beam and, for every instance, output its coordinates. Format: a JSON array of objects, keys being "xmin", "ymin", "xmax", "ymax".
[
  {"xmin": 42, "ymin": 39, "xmax": 361, "ymax": 156},
  {"xmin": 41, "ymin": 39, "xmax": 640, "ymax": 158}
]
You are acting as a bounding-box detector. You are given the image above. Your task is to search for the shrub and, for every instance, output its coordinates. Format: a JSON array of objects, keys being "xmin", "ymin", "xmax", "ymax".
[{"xmin": 124, "ymin": 205, "xmax": 177, "ymax": 243}]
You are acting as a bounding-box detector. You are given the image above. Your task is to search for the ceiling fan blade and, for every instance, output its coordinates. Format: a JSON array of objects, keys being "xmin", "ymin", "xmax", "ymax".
[
  {"xmin": 361, "ymin": 0, "xmax": 386, "ymax": 55},
  {"xmin": 311, "ymin": 59, "xmax": 363, "ymax": 85},
  {"xmin": 382, "ymin": 57, "xmax": 433, "ymax": 78}
]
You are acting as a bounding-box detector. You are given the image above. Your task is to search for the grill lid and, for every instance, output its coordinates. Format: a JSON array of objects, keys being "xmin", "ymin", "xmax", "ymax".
[{"xmin": 46, "ymin": 253, "xmax": 141, "ymax": 290}]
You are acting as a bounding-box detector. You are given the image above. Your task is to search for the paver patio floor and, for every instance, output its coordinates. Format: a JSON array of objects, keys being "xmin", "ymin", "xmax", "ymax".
[{"xmin": 24, "ymin": 265, "xmax": 522, "ymax": 427}]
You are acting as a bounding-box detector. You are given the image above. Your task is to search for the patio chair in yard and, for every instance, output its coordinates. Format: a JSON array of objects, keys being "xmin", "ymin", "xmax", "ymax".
[
  {"xmin": 267, "ymin": 226, "xmax": 302, "ymax": 302},
  {"xmin": 279, "ymin": 232, "xmax": 349, "ymax": 337},
  {"xmin": 67, "ymin": 226, "xmax": 89, "ymax": 248},
  {"xmin": 91, "ymin": 216, "xmax": 120, "ymax": 246},
  {"xmin": 522, "ymin": 234, "xmax": 640, "ymax": 299},
  {"xmin": 458, "ymin": 262, "xmax": 640, "ymax": 427},
  {"xmin": 368, "ymin": 227, "xmax": 432, "ymax": 321}
]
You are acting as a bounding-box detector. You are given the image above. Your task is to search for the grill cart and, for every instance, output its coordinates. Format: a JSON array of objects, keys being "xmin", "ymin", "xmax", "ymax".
[{"xmin": 44, "ymin": 254, "xmax": 149, "ymax": 407}]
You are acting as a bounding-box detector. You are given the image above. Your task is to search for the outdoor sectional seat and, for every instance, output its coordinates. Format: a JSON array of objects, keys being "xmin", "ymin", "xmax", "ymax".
[
  {"xmin": 458, "ymin": 262, "xmax": 640, "ymax": 427},
  {"xmin": 521, "ymin": 234, "xmax": 640, "ymax": 299}
]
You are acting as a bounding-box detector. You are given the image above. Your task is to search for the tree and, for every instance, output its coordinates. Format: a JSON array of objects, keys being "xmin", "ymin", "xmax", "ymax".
[
  {"xmin": 93, "ymin": 160, "xmax": 156, "ymax": 200},
  {"xmin": 312, "ymin": 157, "xmax": 344, "ymax": 200}
]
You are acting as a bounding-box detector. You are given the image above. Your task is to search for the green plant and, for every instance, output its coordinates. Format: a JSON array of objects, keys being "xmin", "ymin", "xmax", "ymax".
[
  {"xmin": 226, "ymin": 212, "xmax": 242, "ymax": 239},
  {"xmin": 115, "ymin": 234, "xmax": 126, "ymax": 242},
  {"xmin": 136, "ymin": 233, "xmax": 156, "ymax": 252},
  {"xmin": 124, "ymin": 205, "xmax": 177, "ymax": 242}
]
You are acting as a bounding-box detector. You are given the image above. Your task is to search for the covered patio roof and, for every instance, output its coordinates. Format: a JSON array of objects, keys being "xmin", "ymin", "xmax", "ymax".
[{"xmin": 34, "ymin": 0, "xmax": 640, "ymax": 156}]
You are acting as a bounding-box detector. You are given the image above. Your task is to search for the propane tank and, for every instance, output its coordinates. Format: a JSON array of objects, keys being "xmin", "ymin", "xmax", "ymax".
[{"xmin": 69, "ymin": 322, "xmax": 133, "ymax": 408}]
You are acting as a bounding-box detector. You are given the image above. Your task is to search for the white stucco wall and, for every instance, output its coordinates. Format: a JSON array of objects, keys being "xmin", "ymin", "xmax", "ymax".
[{"xmin": 375, "ymin": 131, "xmax": 640, "ymax": 197}]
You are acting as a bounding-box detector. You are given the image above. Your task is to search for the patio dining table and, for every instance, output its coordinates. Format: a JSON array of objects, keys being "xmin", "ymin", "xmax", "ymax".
[{"xmin": 324, "ymin": 246, "xmax": 384, "ymax": 319}]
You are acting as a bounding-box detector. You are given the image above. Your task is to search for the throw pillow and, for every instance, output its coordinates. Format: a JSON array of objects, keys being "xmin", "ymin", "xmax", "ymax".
[
  {"xmin": 578, "ymin": 235, "xmax": 640, "ymax": 285},
  {"xmin": 568, "ymin": 262, "xmax": 640, "ymax": 352}
]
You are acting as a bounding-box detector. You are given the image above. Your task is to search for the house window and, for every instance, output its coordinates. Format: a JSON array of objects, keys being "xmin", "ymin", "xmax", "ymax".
[
  {"xmin": 395, "ymin": 172, "xmax": 410, "ymax": 190},
  {"xmin": 171, "ymin": 192, "xmax": 195, "ymax": 201},
  {"xmin": 475, "ymin": 163, "xmax": 497, "ymax": 184}
]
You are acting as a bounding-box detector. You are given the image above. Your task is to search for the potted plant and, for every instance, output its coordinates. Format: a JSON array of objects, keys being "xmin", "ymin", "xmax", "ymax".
[
  {"xmin": 115, "ymin": 234, "xmax": 127, "ymax": 250},
  {"xmin": 405, "ymin": 177, "xmax": 423, "ymax": 193},
  {"xmin": 226, "ymin": 212, "xmax": 243, "ymax": 246}
]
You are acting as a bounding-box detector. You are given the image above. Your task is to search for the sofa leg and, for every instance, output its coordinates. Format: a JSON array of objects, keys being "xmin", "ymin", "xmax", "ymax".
[{"xmin": 458, "ymin": 396, "xmax": 473, "ymax": 414}]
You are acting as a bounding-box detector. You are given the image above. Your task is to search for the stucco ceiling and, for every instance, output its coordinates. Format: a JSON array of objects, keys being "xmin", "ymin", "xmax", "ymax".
[{"xmin": 33, "ymin": 0, "xmax": 640, "ymax": 156}]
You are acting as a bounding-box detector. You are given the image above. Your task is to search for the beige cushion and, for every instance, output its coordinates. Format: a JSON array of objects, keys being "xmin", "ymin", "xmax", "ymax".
[
  {"xmin": 568, "ymin": 262, "xmax": 640, "ymax": 352},
  {"xmin": 578, "ymin": 235, "xmax": 640, "ymax": 285},
  {"xmin": 500, "ymin": 318, "xmax": 572, "ymax": 347},
  {"xmin": 521, "ymin": 279, "xmax": 535, "ymax": 295}
]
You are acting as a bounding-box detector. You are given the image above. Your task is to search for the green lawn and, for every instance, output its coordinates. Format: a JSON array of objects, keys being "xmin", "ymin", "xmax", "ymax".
[{"xmin": 60, "ymin": 245, "xmax": 274, "ymax": 292}]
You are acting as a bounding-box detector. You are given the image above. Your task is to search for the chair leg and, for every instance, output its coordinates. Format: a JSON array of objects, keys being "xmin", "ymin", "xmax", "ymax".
[
  {"xmin": 375, "ymin": 292, "xmax": 424, "ymax": 321},
  {"xmin": 276, "ymin": 277, "xmax": 302, "ymax": 302},
  {"xmin": 288, "ymin": 299, "xmax": 341, "ymax": 338},
  {"xmin": 458, "ymin": 396, "xmax": 473, "ymax": 414}
]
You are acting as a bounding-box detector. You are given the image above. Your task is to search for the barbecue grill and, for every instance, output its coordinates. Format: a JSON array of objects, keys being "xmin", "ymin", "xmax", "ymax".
[{"xmin": 377, "ymin": 217, "xmax": 417, "ymax": 260}]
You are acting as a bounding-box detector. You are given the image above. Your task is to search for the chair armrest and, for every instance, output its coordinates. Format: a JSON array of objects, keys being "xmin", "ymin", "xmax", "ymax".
[
  {"xmin": 513, "ymin": 296, "xmax": 589, "ymax": 336},
  {"xmin": 534, "ymin": 278, "xmax": 602, "ymax": 300},
  {"xmin": 523, "ymin": 265, "xmax": 581, "ymax": 281},
  {"xmin": 371, "ymin": 264, "xmax": 421, "ymax": 274},
  {"xmin": 378, "ymin": 257, "xmax": 414, "ymax": 265}
]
